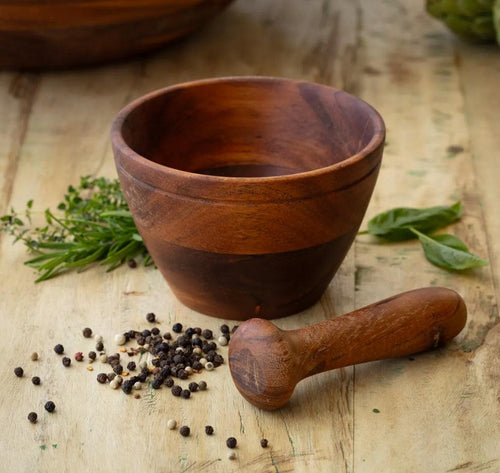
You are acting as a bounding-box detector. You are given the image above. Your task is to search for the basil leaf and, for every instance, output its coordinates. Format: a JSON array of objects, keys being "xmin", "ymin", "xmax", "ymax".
[
  {"xmin": 410, "ymin": 228, "xmax": 488, "ymax": 271},
  {"xmin": 365, "ymin": 201, "xmax": 462, "ymax": 241}
]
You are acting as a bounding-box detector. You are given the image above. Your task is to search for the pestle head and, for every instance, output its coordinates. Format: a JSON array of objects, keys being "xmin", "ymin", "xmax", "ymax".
[{"xmin": 228, "ymin": 318, "xmax": 300, "ymax": 410}]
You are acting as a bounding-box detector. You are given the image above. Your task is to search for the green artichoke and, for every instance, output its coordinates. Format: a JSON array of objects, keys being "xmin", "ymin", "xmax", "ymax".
[{"xmin": 426, "ymin": 0, "xmax": 500, "ymax": 44}]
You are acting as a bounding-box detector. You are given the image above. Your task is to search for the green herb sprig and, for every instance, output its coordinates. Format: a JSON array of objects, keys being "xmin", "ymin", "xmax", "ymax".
[
  {"xmin": 1, "ymin": 176, "xmax": 151, "ymax": 282},
  {"xmin": 359, "ymin": 201, "xmax": 488, "ymax": 271}
]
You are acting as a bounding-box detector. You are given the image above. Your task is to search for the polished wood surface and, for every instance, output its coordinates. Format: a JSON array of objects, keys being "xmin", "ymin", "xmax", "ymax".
[
  {"xmin": 0, "ymin": 0, "xmax": 234, "ymax": 69},
  {"xmin": 229, "ymin": 287, "xmax": 467, "ymax": 410},
  {"xmin": 112, "ymin": 77, "xmax": 384, "ymax": 318},
  {"xmin": 1, "ymin": 1, "xmax": 500, "ymax": 471}
]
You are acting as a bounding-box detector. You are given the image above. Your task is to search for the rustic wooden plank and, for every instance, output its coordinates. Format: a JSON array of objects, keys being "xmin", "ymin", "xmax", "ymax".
[
  {"xmin": 1, "ymin": 1, "xmax": 499, "ymax": 472},
  {"xmin": 353, "ymin": 1, "xmax": 499, "ymax": 471}
]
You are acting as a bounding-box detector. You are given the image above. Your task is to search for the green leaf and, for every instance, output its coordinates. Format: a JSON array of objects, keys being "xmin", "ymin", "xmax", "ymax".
[
  {"xmin": 365, "ymin": 201, "xmax": 462, "ymax": 241},
  {"xmin": 410, "ymin": 228, "xmax": 488, "ymax": 271}
]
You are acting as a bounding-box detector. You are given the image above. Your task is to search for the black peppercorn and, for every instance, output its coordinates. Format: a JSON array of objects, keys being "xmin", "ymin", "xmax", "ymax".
[
  {"xmin": 96, "ymin": 341, "xmax": 104, "ymax": 352},
  {"xmin": 220, "ymin": 324, "xmax": 230, "ymax": 334},
  {"xmin": 14, "ymin": 367, "xmax": 24, "ymax": 377},
  {"xmin": 54, "ymin": 344, "xmax": 64, "ymax": 355},
  {"xmin": 82, "ymin": 327, "xmax": 92, "ymax": 338},
  {"xmin": 31, "ymin": 376, "xmax": 41, "ymax": 385},
  {"xmin": 205, "ymin": 425, "xmax": 214, "ymax": 435},
  {"xmin": 201, "ymin": 329, "xmax": 213, "ymax": 340},
  {"xmin": 163, "ymin": 332, "xmax": 172, "ymax": 340},
  {"xmin": 164, "ymin": 377, "xmax": 174, "ymax": 388},
  {"xmin": 171, "ymin": 385, "xmax": 182, "ymax": 397},
  {"xmin": 122, "ymin": 380, "xmax": 133, "ymax": 394},
  {"xmin": 226, "ymin": 437, "xmax": 237, "ymax": 449},
  {"xmin": 107, "ymin": 373, "xmax": 116, "ymax": 382},
  {"xmin": 198, "ymin": 381, "xmax": 207, "ymax": 391},
  {"xmin": 128, "ymin": 258, "xmax": 137, "ymax": 268},
  {"xmin": 188, "ymin": 382, "xmax": 199, "ymax": 392},
  {"xmin": 44, "ymin": 401, "xmax": 56, "ymax": 413},
  {"xmin": 151, "ymin": 327, "xmax": 160, "ymax": 336},
  {"xmin": 88, "ymin": 351, "xmax": 97, "ymax": 361},
  {"xmin": 151, "ymin": 377, "xmax": 163, "ymax": 389},
  {"xmin": 146, "ymin": 312, "xmax": 156, "ymax": 323},
  {"xmin": 185, "ymin": 327, "xmax": 195, "ymax": 337},
  {"xmin": 179, "ymin": 426, "xmax": 190, "ymax": 437},
  {"xmin": 180, "ymin": 389, "xmax": 191, "ymax": 399},
  {"xmin": 112, "ymin": 364, "xmax": 123, "ymax": 375},
  {"xmin": 28, "ymin": 412, "xmax": 38, "ymax": 423},
  {"xmin": 260, "ymin": 438, "xmax": 269, "ymax": 448},
  {"xmin": 141, "ymin": 329, "xmax": 151, "ymax": 338},
  {"xmin": 96, "ymin": 373, "xmax": 108, "ymax": 384},
  {"xmin": 62, "ymin": 357, "xmax": 71, "ymax": 367},
  {"xmin": 172, "ymin": 323, "xmax": 183, "ymax": 333},
  {"xmin": 127, "ymin": 361, "xmax": 136, "ymax": 371}
]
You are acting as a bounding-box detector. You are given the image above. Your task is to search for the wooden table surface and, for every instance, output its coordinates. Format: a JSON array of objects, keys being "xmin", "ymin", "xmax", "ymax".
[{"xmin": 1, "ymin": 1, "xmax": 499, "ymax": 472}]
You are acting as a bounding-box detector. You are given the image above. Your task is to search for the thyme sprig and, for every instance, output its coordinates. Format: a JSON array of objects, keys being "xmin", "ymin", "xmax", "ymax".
[{"xmin": 1, "ymin": 176, "xmax": 151, "ymax": 282}]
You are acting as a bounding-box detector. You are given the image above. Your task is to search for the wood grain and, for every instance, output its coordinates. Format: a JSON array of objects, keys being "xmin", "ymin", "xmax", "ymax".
[{"xmin": 0, "ymin": 0, "xmax": 499, "ymax": 471}]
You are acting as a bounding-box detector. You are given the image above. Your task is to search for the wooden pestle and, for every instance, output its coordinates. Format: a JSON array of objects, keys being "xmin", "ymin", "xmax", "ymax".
[{"xmin": 228, "ymin": 287, "xmax": 467, "ymax": 410}]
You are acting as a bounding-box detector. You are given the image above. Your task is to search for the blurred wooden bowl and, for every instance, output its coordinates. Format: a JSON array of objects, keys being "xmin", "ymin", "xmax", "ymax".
[{"xmin": 0, "ymin": 0, "xmax": 234, "ymax": 70}]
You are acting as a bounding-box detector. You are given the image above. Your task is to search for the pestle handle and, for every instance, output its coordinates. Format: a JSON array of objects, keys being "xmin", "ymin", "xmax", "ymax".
[
  {"xmin": 288, "ymin": 287, "xmax": 467, "ymax": 378},
  {"xmin": 229, "ymin": 287, "xmax": 467, "ymax": 410}
]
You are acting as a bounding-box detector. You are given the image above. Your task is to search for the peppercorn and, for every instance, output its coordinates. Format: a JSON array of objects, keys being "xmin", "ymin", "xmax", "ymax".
[
  {"xmin": 226, "ymin": 437, "xmax": 237, "ymax": 449},
  {"xmin": 167, "ymin": 419, "xmax": 177, "ymax": 430},
  {"xmin": 151, "ymin": 377, "xmax": 163, "ymax": 389},
  {"xmin": 31, "ymin": 376, "xmax": 41, "ymax": 385},
  {"xmin": 110, "ymin": 379, "xmax": 120, "ymax": 390},
  {"xmin": 112, "ymin": 364, "xmax": 123, "ymax": 375},
  {"xmin": 44, "ymin": 401, "xmax": 56, "ymax": 413},
  {"xmin": 205, "ymin": 425, "xmax": 214, "ymax": 435},
  {"xmin": 88, "ymin": 351, "xmax": 97, "ymax": 361},
  {"xmin": 180, "ymin": 389, "xmax": 191, "ymax": 399},
  {"xmin": 128, "ymin": 258, "xmax": 137, "ymax": 268},
  {"xmin": 164, "ymin": 378, "xmax": 174, "ymax": 388},
  {"xmin": 171, "ymin": 385, "xmax": 182, "ymax": 397},
  {"xmin": 28, "ymin": 412, "xmax": 38, "ymax": 424},
  {"xmin": 122, "ymin": 380, "xmax": 134, "ymax": 394},
  {"xmin": 95, "ymin": 341, "xmax": 104, "ymax": 352},
  {"xmin": 260, "ymin": 438, "xmax": 268, "ymax": 448},
  {"xmin": 217, "ymin": 336, "xmax": 228, "ymax": 346},
  {"xmin": 202, "ymin": 329, "xmax": 213, "ymax": 340},
  {"xmin": 114, "ymin": 333, "xmax": 126, "ymax": 346},
  {"xmin": 127, "ymin": 361, "xmax": 136, "ymax": 371},
  {"xmin": 146, "ymin": 312, "xmax": 156, "ymax": 323},
  {"xmin": 14, "ymin": 367, "xmax": 23, "ymax": 377},
  {"xmin": 172, "ymin": 323, "xmax": 183, "ymax": 333},
  {"xmin": 75, "ymin": 352, "xmax": 84, "ymax": 362},
  {"xmin": 82, "ymin": 327, "xmax": 92, "ymax": 338},
  {"xmin": 179, "ymin": 426, "xmax": 190, "ymax": 437},
  {"xmin": 198, "ymin": 381, "xmax": 207, "ymax": 391},
  {"xmin": 220, "ymin": 324, "xmax": 230, "ymax": 334},
  {"xmin": 107, "ymin": 372, "xmax": 117, "ymax": 382},
  {"xmin": 163, "ymin": 332, "xmax": 172, "ymax": 340},
  {"xmin": 188, "ymin": 382, "xmax": 199, "ymax": 392},
  {"xmin": 151, "ymin": 327, "xmax": 160, "ymax": 336},
  {"xmin": 62, "ymin": 357, "xmax": 71, "ymax": 367},
  {"xmin": 133, "ymin": 381, "xmax": 142, "ymax": 390},
  {"xmin": 205, "ymin": 362, "xmax": 214, "ymax": 371},
  {"xmin": 31, "ymin": 352, "xmax": 39, "ymax": 361},
  {"xmin": 54, "ymin": 344, "xmax": 64, "ymax": 355},
  {"xmin": 96, "ymin": 373, "xmax": 108, "ymax": 384}
]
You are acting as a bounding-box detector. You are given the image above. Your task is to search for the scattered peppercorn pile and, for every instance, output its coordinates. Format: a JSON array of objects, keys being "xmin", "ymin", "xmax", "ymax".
[{"xmin": 13, "ymin": 312, "xmax": 271, "ymax": 457}]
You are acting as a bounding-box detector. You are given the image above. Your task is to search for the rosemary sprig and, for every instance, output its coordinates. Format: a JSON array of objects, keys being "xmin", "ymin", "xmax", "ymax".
[{"xmin": 1, "ymin": 175, "xmax": 151, "ymax": 282}]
